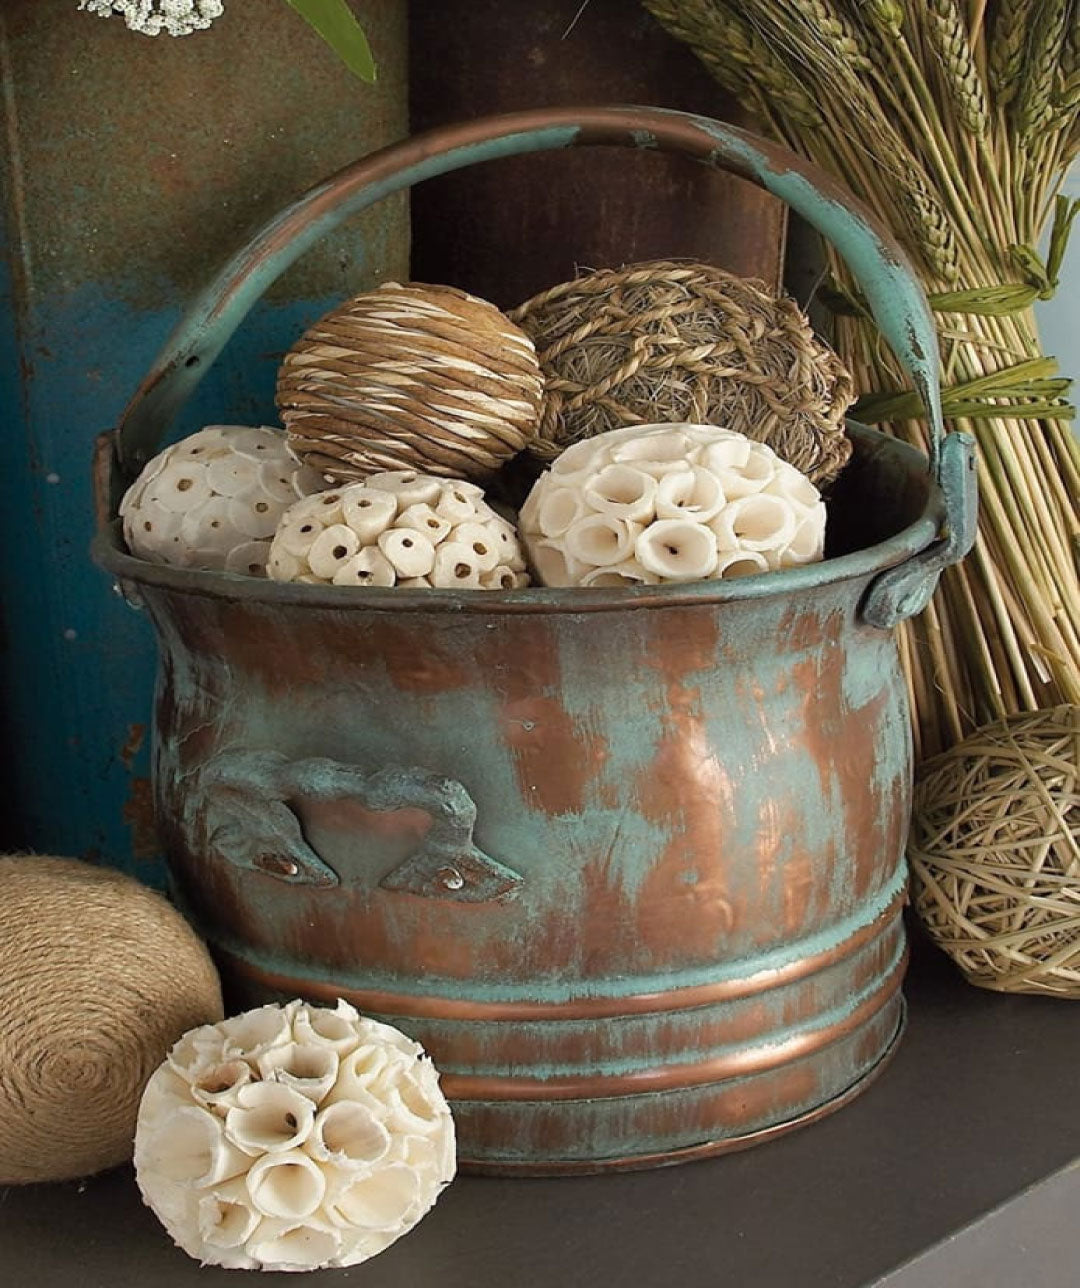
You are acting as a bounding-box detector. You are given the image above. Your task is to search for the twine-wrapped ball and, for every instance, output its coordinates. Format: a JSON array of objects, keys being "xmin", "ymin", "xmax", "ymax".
[
  {"xmin": 120, "ymin": 425, "xmax": 325, "ymax": 575},
  {"xmin": 0, "ymin": 856, "xmax": 223, "ymax": 1184},
  {"xmin": 268, "ymin": 470, "xmax": 528, "ymax": 590},
  {"xmin": 134, "ymin": 999, "xmax": 455, "ymax": 1271},
  {"xmin": 510, "ymin": 260, "xmax": 855, "ymax": 485},
  {"xmin": 519, "ymin": 422, "xmax": 825, "ymax": 588},
  {"xmin": 909, "ymin": 705, "xmax": 1080, "ymax": 998},
  {"xmin": 276, "ymin": 282, "xmax": 543, "ymax": 485}
]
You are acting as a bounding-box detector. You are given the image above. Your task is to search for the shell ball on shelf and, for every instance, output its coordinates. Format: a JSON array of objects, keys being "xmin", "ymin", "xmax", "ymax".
[
  {"xmin": 120, "ymin": 425, "xmax": 325, "ymax": 576},
  {"xmin": 276, "ymin": 281, "xmax": 543, "ymax": 485},
  {"xmin": 134, "ymin": 999, "xmax": 456, "ymax": 1271},
  {"xmin": 0, "ymin": 855, "xmax": 223, "ymax": 1185},
  {"xmin": 510, "ymin": 260, "xmax": 855, "ymax": 486},
  {"xmin": 519, "ymin": 423, "xmax": 826, "ymax": 588},
  {"xmin": 268, "ymin": 469, "xmax": 529, "ymax": 590}
]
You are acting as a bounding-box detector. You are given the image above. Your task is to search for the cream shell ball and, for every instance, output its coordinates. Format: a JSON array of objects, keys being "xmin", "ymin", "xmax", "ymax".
[
  {"xmin": 519, "ymin": 423, "xmax": 826, "ymax": 588},
  {"xmin": 134, "ymin": 999, "xmax": 456, "ymax": 1272},
  {"xmin": 267, "ymin": 470, "xmax": 529, "ymax": 590},
  {"xmin": 120, "ymin": 425, "xmax": 326, "ymax": 575}
]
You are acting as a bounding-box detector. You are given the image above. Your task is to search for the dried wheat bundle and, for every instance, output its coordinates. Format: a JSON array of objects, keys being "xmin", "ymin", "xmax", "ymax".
[{"xmin": 645, "ymin": 0, "xmax": 1080, "ymax": 758}]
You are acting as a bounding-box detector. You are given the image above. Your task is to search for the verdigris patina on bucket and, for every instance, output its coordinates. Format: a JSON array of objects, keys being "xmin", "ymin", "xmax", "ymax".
[{"xmin": 94, "ymin": 107, "xmax": 976, "ymax": 1174}]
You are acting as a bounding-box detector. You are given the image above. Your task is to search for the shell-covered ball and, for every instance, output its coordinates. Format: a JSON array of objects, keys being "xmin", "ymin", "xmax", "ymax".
[
  {"xmin": 510, "ymin": 260, "xmax": 854, "ymax": 485},
  {"xmin": 120, "ymin": 425, "xmax": 325, "ymax": 576},
  {"xmin": 519, "ymin": 423, "xmax": 826, "ymax": 588},
  {"xmin": 134, "ymin": 999, "xmax": 456, "ymax": 1272},
  {"xmin": 276, "ymin": 281, "xmax": 543, "ymax": 485},
  {"xmin": 268, "ymin": 470, "xmax": 529, "ymax": 590}
]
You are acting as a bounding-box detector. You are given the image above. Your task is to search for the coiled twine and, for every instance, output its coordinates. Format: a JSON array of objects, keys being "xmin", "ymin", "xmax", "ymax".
[{"xmin": 0, "ymin": 856, "xmax": 223, "ymax": 1183}]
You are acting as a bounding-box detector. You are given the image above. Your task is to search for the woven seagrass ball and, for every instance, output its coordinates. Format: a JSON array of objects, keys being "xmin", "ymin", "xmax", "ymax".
[
  {"xmin": 276, "ymin": 281, "xmax": 543, "ymax": 485},
  {"xmin": 908, "ymin": 705, "xmax": 1080, "ymax": 998},
  {"xmin": 0, "ymin": 856, "xmax": 223, "ymax": 1183},
  {"xmin": 509, "ymin": 260, "xmax": 855, "ymax": 486}
]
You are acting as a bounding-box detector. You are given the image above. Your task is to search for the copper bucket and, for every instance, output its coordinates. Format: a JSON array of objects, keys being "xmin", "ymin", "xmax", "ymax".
[{"xmin": 94, "ymin": 107, "xmax": 976, "ymax": 1174}]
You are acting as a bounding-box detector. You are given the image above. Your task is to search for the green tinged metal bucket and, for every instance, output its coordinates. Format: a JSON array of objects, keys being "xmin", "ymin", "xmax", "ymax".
[{"xmin": 93, "ymin": 108, "xmax": 976, "ymax": 1173}]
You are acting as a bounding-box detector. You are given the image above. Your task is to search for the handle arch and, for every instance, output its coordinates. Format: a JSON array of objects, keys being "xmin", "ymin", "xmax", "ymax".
[{"xmin": 112, "ymin": 105, "xmax": 948, "ymax": 483}]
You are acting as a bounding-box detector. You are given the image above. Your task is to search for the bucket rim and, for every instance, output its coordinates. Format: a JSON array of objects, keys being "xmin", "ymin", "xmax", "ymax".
[{"xmin": 93, "ymin": 422, "xmax": 943, "ymax": 617}]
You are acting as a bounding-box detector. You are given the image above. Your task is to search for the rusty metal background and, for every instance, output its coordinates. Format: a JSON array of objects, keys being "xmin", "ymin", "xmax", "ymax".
[{"xmin": 408, "ymin": 0, "xmax": 787, "ymax": 305}]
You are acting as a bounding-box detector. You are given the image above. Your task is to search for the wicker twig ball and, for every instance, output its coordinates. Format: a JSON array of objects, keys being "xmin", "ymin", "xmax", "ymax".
[
  {"xmin": 0, "ymin": 856, "xmax": 223, "ymax": 1183},
  {"xmin": 908, "ymin": 705, "xmax": 1080, "ymax": 998},
  {"xmin": 276, "ymin": 282, "xmax": 543, "ymax": 485},
  {"xmin": 509, "ymin": 260, "xmax": 855, "ymax": 485}
]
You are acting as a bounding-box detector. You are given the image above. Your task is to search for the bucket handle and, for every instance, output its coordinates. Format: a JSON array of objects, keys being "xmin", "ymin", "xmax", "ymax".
[{"xmin": 102, "ymin": 105, "xmax": 976, "ymax": 627}]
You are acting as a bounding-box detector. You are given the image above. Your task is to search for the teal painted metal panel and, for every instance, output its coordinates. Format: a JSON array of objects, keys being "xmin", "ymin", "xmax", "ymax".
[{"xmin": 0, "ymin": 0, "xmax": 408, "ymax": 871}]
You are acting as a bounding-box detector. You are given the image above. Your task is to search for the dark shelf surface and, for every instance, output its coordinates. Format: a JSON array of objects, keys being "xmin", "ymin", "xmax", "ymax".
[{"xmin": 2, "ymin": 941, "xmax": 1078, "ymax": 1288}]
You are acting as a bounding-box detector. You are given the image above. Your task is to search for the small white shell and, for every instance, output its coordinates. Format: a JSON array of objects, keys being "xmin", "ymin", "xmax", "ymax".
[
  {"xmin": 332, "ymin": 548, "xmax": 397, "ymax": 588},
  {"xmin": 258, "ymin": 1045, "xmax": 340, "ymax": 1105},
  {"xmin": 307, "ymin": 525, "xmax": 361, "ymax": 579},
  {"xmin": 306, "ymin": 1101, "xmax": 391, "ymax": 1170},
  {"xmin": 432, "ymin": 541, "xmax": 483, "ymax": 588},
  {"xmin": 451, "ymin": 521, "xmax": 501, "ymax": 573},
  {"xmin": 562, "ymin": 515, "xmax": 639, "ymax": 567},
  {"xmin": 583, "ymin": 465, "xmax": 658, "ymax": 521},
  {"xmin": 395, "ymin": 503, "xmax": 452, "ymax": 544},
  {"xmin": 225, "ymin": 1083, "xmax": 315, "ymax": 1155},
  {"xmin": 245, "ymin": 1148, "xmax": 327, "ymax": 1219},
  {"xmin": 364, "ymin": 470, "xmax": 443, "ymax": 507},
  {"xmin": 342, "ymin": 487, "xmax": 397, "ymax": 541},
  {"xmin": 378, "ymin": 528, "xmax": 437, "ymax": 578},
  {"xmin": 636, "ymin": 519, "xmax": 718, "ymax": 581}
]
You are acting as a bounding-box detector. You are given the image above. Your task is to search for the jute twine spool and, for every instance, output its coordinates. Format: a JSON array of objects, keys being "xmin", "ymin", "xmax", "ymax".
[
  {"xmin": 908, "ymin": 705, "xmax": 1080, "ymax": 998},
  {"xmin": 510, "ymin": 260, "xmax": 855, "ymax": 485},
  {"xmin": 276, "ymin": 282, "xmax": 543, "ymax": 484},
  {"xmin": 0, "ymin": 856, "xmax": 223, "ymax": 1183}
]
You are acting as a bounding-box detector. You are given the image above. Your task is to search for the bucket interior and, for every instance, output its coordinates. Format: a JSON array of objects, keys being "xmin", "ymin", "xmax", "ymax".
[{"xmin": 821, "ymin": 422, "xmax": 934, "ymax": 562}]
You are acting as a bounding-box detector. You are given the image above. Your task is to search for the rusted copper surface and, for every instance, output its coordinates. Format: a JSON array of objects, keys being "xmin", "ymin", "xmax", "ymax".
[
  {"xmin": 216, "ymin": 889, "xmax": 905, "ymax": 1023},
  {"xmin": 454, "ymin": 1008, "xmax": 904, "ymax": 1176},
  {"xmin": 89, "ymin": 107, "xmax": 975, "ymax": 1170}
]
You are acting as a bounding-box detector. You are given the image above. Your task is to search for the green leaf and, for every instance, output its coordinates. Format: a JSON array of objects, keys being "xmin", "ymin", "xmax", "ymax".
[{"xmin": 284, "ymin": 0, "xmax": 376, "ymax": 84}]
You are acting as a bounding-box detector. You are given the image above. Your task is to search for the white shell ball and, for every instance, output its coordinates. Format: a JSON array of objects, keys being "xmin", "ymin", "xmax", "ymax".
[
  {"xmin": 120, "ymin": 425, "xmax": 325, "ymax": 575},
  {"xmin": 268, "ymin": 470, "xmax": 529, "ymax": 590},
  {"xmin": 520, "ymin": 423, "xmax": 826, "ymax": 588},
  {"xmin": 134, "ymin": 999, "xmax": 456, "ymax": 1272}
]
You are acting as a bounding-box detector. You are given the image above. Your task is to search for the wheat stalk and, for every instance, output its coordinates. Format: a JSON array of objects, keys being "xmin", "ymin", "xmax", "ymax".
[
  {"xmin": 644, "ymin": 0, "xmax": 1080, "ymax": 757},
  {"xmin": 1016, "ymin": 0, "xmax": 1072, "ymax": 137},
  {"xmin": 988, "ymin": 0, "xmax": 1037, "ymax": 106},
  {"xmin": 925, "ymin": 0, "xmax": 991, "ymax": 134}
]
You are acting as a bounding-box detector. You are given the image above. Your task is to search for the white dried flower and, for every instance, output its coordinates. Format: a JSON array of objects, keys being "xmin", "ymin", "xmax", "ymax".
[
  {"xmin": 268, "ymin": 470, "xmax": 530, "ymax": 590},
  {"xmin": 134, "ymin": 999, "xmax": 455, "ymax": 1272},
  {"xmin": 120, "ymin": 425, "xmax": 325, "ymax": 575},
  {"xmin": 520, "ymin": 423, "xmax": 826, "ymax": 587},
  {"xmin": 78, "ymin": 0, "xmax": 224, "ymax": 38}
]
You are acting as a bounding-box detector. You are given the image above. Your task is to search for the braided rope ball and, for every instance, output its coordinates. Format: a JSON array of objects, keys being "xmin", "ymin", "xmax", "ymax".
[
  {"xmin": 0, "ymin": 856, "xmax": 223, "ymax": 1183},
  {"xmin": 276, "ymin": 282, "xmax": 543, "ymax": 485},
  {"xmin": 509, "ymin": 260, "xmax": 856, "ymax": 486},
  {"xmin": 909, "ymin": 705, "xmax": 1080, "ymax": 998}
]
